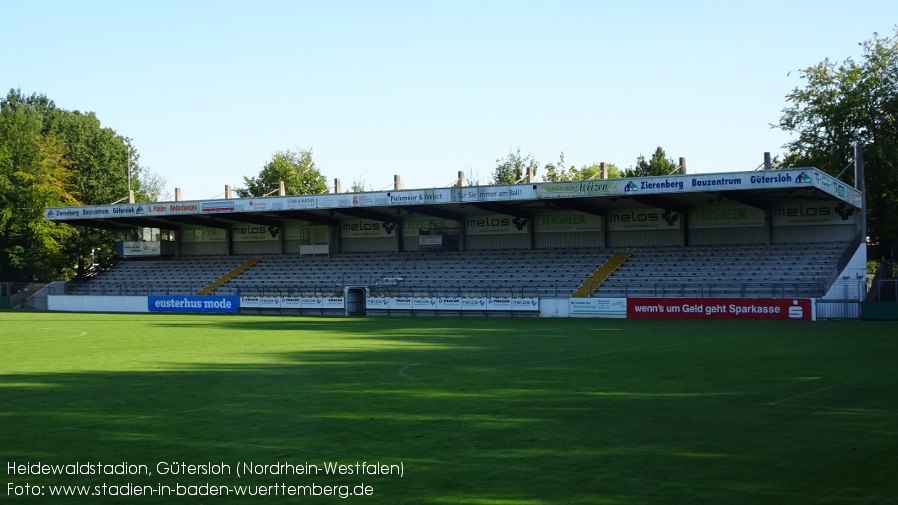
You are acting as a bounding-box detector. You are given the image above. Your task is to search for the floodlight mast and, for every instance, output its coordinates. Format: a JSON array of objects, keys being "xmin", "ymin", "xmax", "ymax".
[
  {"xmin": 855, "ymin": 143, "xmax": 866, "ymax": 244},
  {"xmin": 126, "ymin": 146, "xmax": 131, "ymax": 193}
]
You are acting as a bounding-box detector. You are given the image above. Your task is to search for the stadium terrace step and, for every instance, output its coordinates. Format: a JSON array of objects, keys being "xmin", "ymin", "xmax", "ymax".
[
  {"xmin": 196, "ymin": 258, "xmax": 261, "ymax": 295},
  {"xmin": 572, "ymin": 252, "xmax": 632, "ymax": 298}
]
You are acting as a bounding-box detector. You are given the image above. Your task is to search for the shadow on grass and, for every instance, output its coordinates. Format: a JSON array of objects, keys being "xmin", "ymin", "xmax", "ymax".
[{"xmin": 2, "ymin": 317, "xmax": 897, "ymax": 504}]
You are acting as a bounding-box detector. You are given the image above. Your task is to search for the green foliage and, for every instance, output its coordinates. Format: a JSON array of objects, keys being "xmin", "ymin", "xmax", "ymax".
[
  {"xmin": 624, "ymin": 146, "xmax": 680, "ymax": 177},
  {"xmin": 541, "ymin": 152, "xmax": 567, "ymax": 182},
  {"xmin": 0, "ymin": 88, "xmax": 164, "ymax": 280},
  {"xmin": 0, "ymin": 91, "xmax": 80, "ymax": 280},
  {"xmin": 237, "ymin": 148, "xmax": 328, "ymax": 197},
  {"xmin": 136, "ymin": 168, "xmax": 168, "ymax": 202},
  {"xmin": 492, "ymin": 147, "xmax": 538, "ymax": 184},
  {"xmin": 574, "ymin": 162, "xmax": 622, "ymax": 180},
  {"xmin": 349, "ymin": 177, "xmax": 368, "ymax": 192},
  {"xmin": 542, "ymin": 160, "xmax": 623, "ymax": 182},
  {"xmin": 46, "ymin": 108, "xmax": 137, "ymax": 274},
  {"xmin": 777, "ymin": 30, "xmax": 898, "ymax": 250}
]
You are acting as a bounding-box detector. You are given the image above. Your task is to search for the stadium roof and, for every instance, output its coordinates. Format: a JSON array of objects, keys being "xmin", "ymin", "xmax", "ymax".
[{"xmin": 44, "ymin": 168, "xmax": 862, "ymax": 232}]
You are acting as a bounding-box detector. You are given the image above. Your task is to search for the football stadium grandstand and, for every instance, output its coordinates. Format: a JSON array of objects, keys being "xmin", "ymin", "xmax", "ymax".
[{"xmin": 39, "ymin": 164, "xmax": 877, "ymax": 320}]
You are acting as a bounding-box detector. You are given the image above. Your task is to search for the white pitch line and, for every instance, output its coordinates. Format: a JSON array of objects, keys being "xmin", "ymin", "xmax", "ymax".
[
  {"xmin": 0, "ymin": 328, "xmax": 87, "ymax": 344},
  {"xmin": 767, "ymin": 376, "xmax": 870, "ymax": 406},
  {"xmin": 398, "ymin": 363, "xmax": 421, "ymax": 380}
]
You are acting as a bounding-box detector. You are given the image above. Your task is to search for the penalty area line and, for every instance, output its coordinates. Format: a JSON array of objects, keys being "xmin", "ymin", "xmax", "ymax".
[{"xmin": 767, "ymin": 375, "xmax": 871, "ymax": 407}]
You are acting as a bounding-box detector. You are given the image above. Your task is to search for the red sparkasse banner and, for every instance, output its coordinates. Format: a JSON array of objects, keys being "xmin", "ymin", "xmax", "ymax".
[{"xmin": 627, "ymin": 298, "xmax": 813, "ymax": 320}]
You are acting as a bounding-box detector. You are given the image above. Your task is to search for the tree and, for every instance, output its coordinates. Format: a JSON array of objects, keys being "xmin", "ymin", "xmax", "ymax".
[
  {"xmin": 776, "ymin": 30, "xmax": 898, "ymax": 252},
  {"xmin": 493, "ymin": 148, "xmax": 538, "ymax": 184},
  {"xmin": 542, "ymin": 159, "xmax": 624, "ymax": 182},
  {"xmin": 624, "ymin": 147, "xmax": 679, "ymax": 177},
  {"xmin": 541, "ymin": 152, "xmax": 567, "ymax": 182},
  {"xmin": 1, "ymin": 88, "xmax": 161, "ymax": 280},
  {"xmin": 349, "ymin": 177, "xmax": 368, "ymax": 192},
  {"xmin": 574, "ymin": 163, "xmax": 623, "ymax": 180},
  {"xmin": 237, "ymin": 148, "xmax": 327, "ymax": 197},
  {"xmin": 0, "ymin": 90, "xmax": 79, "ymax": 281},
  {"xmin": 137, "ymin": 168, "xmax": 169, "ymax": 202},
  {"xmin": 460, "ymin": 167, "xmax": 485, "ymax": 187},
  {"xmin": 39, "ymin": 98, "xmax": 157, "ymax": 276}
]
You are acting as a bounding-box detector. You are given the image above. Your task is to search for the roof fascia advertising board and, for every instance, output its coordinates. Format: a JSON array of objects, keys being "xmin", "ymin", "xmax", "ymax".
[{"xmin": 44, "ymin": 168, "xmax": 862, "ymax": 224}]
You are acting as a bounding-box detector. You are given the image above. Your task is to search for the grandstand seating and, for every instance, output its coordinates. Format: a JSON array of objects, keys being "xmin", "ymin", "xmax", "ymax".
[
  {"xmin": 589, "ymin": 243, "xmax": 844, "ymax": 299},
  {"xmin": 66, "ymin": 243, "xmax": 847, "ymax": 300},
  {"xmin": 215, "ymin": 249, "xmax": 613, "ymax": 298},
  {"xmin": 66, "ymin": 256, "xmax": 251, "ymax": 296}
]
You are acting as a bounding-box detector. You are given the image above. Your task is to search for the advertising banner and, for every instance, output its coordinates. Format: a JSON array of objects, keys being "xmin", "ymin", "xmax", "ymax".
[
  {"xmin": 512, "ymin": 298, "xmax": 539, "ymax": 311},
  {"xmin": 300, "ymin": 297, "xmax": 325, "ymax": 309},
  {"xmin": 402, "ymin": 217, "xmax": 456, "ymax": 236},
  {"xmin": 118, "ymin": 241, "xmax": 161, "ymax": 257},
  {"xmin": 361, "ymin": 296, "xmax": 533, "ymax": 312},
  {"xmin": 534, "ymin": 212, "xmax": 603, "ymax": 233},
  {"xmin": 487, "ymin": 297, "xmax": 513, "ymax": 311},
  {"xmin": 340, "ymin": 219, "xmax": 397, "ymax": 238},
  {"xmin": 418, "ymin": 235, "xmax": 444, "ymax": 250},
  {"xmin": 386, "ymin": 189, "xmax": 452, "ymax": 206},
  {"xmin": 284, "ymin": 196, "xmax": 318, "ymax": 210},
  {"xmin": 455, "ymin": 185, "xmax": 536, "ymax": 203},
  {"xmin": 437, "ymin": 298, "xmax": 462, "ymax": 311},
  {"xmin": 281, "ymin": 297, "xmax": 303, "ymax": 309},
  {"xmin": 322, "ymin": 297, "xmax": 345, "ymax": 310},
  {"xmin": 148, "ymin": 296, "xmax": 239, "ymax": 313},
  {"xmin": 240, "ymin": 296, "xmax": 281, "ymax": 308},
  {"xmin": 536, "ymin": 180, "xmax": 620, "ymax": 199},
  {"xmin": 180, "ymin": 226, "xmax": 227, "ymax": 243},
  {"xmin": 812, "ymin": 170, "xmax": 863, "ymax": 206},
  {"xmin": 626, "ymin": 298, "xmax": 813, "ymax": 320},
  {"xmin": 148, "ymin": 203, "xmax": 199, "ymax": 215},
  {"xmin": 461, "ymin": 297, "xmax": 487, "ymax": 311},
  {"xmin": 202, "ymin": 201, "xmax": 235, "ymax": 213},
  {"xmin": 239, "ymin": 198, "xmax": 285, "ymax": 212},
  {"xmin": 607, "ymin": 208, "xmax": 682, "ymax": 231},
  {"xmin": 233, "ymin": 224, "xmax": 280, "ymax": 241},
  {"xmin": 239, "ymin": 296, "xmax": 342, "ymax": 310},
  {"xmin": 413, "ymin": 297, "xmax": 438, "ymax": 310},
  {"xmin": 570, "ymin": 298, "xmax": 627, "ymax": 317},
  {"xmin": 772, "ymin": 202, "xmax": 858, "ymax": 226},
  {"xmin": 367, "ymin": 296, "xmax": 391, "ymax": 310},
  {"xmin": 465, "ymin": 215, "xmax": 529, "ymax": 235},
  {"xmin": 688, "ymin": 206, "xmax": 766, "ymax": 229}
]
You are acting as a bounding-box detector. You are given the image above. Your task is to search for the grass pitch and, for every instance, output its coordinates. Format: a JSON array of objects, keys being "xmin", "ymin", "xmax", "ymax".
[{"xmin": 1, "ymin": 312, "xmax": 897, "ymax": 504}]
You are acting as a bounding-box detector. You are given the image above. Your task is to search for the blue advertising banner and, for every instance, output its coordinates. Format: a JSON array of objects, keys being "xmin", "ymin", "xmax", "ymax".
[{"xmin": 148, "ymin": 296, "xmax": 240, "ymax": 313}]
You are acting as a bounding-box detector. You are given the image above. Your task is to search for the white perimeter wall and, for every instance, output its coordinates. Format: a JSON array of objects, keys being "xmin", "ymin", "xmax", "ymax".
[
  {"xmin": 48, "ymin": 295, "xmax": 149, "ymax": 312},
  {"xmin": 823, "ymin": 244, "xmax": 868, "ymax": 300}
]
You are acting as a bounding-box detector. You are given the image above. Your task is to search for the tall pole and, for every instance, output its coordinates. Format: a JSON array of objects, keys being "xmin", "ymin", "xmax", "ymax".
[
  {"xmin": 126, "ymin": 146, "xmax": 131, "ymax": 193},
  {"xmin": 855, "ymin": 143, "xmax": 866, "ymax": 243}
]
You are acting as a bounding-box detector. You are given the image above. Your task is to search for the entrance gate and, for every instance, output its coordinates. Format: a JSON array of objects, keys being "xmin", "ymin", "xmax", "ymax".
[{"xmin": 345, "ymin": 287, "xmax": 367, "ymax": 316}]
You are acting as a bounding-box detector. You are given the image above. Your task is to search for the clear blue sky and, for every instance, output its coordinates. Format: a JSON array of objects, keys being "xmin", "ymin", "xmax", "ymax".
[{"xmin": 5, "ymin": 0, "xmax": 896, "ymax": 200}]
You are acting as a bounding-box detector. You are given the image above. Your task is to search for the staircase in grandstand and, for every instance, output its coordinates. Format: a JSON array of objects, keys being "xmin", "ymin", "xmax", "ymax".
[
  {"xmin": 196, "ymin": 258, "xmax": 261, "ymax": 295},
  {"xmin": 571, "ymin": 252, "xmax": 632, "ymax": 298}
]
